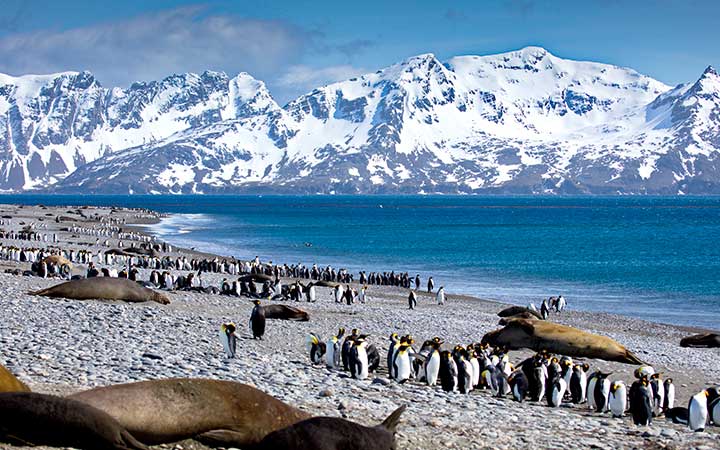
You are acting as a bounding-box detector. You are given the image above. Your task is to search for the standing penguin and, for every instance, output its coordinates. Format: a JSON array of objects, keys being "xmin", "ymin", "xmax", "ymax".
[
  {"xmin": 569, "ymin": 364, "xmax": 589, "ymax": 404},
  {"xmin": 587, "ymin": 372, "xmax": 598, "ymax": 411},
  {"xmin": 593, "ymin": 372, "xmax": 612, "ymax": 413},
  {"xmin": 334, "ymin": 284, "xmax": 343, "ymax": 303},
  {"xmin": 467, "ymin": 346, "xmax": 481, "ymax": 388},
  {"xmin": 547, "ymin": 374, "xmax": 567, "ymax": 407},
  {"xmin": 249, "ymin": 300, "xmax": 266, "ymax": 339},
  {"xmin": 629, "ymin": 377, "xmax": 653, "ymax": 426},
  {"xmin": 366, "ymin": 343, "xmax": 381, "ymax": 374},
  {"xmin": 650, "ymin": 373, "xmax": 665, "ymax": 416},
  {"xmin": 688, "ymin": 389, "xmax": 710, "ymax": 432},
  {"xmin": 326, "ymin": 328, "xmax": 345, "ymax": 369},
  {"xmin": 436, "ymin": 286, "xmax": 445, "ymax": 305},
  {"xmin": 454, "ymin": 347, "xmax": 473, "ymax": 394},
  {"xmin": 427, "ymin": 277, "xmax": 434, "ymax": 293},
  {"xmin": 350, "ymin": 338, "xmax": 370, "ymax": 380},
  {"xmin": 509, "ymin": 371, "xmax": 529, "ymax": 402},
  {"xmin": 529, "ymin": 362, "xmax": 547, "ymax": 402},
  {"xmin": 608, "ymin": 380, "xmax": 627, "ymax": 418},
  {"xmin": 540, "ymin": 299, "xmax": 550, "ymax": 320},
  {"xmin": 393, "ymin": 343, "xmax": 412, "ymax": 384},
  {"xmin": 408, "ymin": 291, "xmax": 417, "ymax": 310},
  {"xmin": 306, "ymin": 333, "xmax": 326, "ymax": 364},
  {"xmin": 387, "ymin": 333, "xmax": 400, "ymax": 379},
  {"xmin": 663, "ymin": 378, "xmax": 675, "ymax": 412},
  {"xmin": 219, "ymin": 322, "xmax": 238, "ymax": 358},
  {"xmin": 439, "ymin": 350, "xmax": 458, "ymax": 392},
  {"xmin": 306, "ymin": 284, "xmax": 317, "ymax": 302},
  {"xmin": 560, "ymin": 357, "xmax": 574, "ymax": 388},
  {"xmin": 710, "ymin": 397, "xmax": 720, "ymax": 426},
  {"xmin": 342, "ymin": 329, "xmax": 360, "ymax": 371},
  {"xmin": 424, "ymin": 341, "xmax": 441, "ymax": 386}
]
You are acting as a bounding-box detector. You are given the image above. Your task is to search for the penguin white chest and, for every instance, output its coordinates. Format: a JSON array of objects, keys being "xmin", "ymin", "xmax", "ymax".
[
  {"xmin": 426, "ymin": 353, "xmax": 440, "ymax": 386},
  {"xmin": 395, "ymin": 353, "xmax": 411, "ymax": 382}
]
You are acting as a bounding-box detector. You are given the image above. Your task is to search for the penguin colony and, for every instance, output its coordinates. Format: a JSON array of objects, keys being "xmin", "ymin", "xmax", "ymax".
[{"xmin": 305, "ymin": 329, "xmax": 720, "ymax": 432}]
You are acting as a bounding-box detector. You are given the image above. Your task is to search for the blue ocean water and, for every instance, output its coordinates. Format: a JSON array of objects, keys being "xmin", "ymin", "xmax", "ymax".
[{"xmin": 2, "ymin": 195, "xmax": 719, "ymax": 330}]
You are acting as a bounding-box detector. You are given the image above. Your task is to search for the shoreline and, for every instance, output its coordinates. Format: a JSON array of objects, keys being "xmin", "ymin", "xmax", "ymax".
[
  {"xmin": 1, "ymin": 203, "xmax": 719, "ymax": 449},
  {"xmin": 144, "ymin": 211, "xmax": 719, "ymax": 334}
]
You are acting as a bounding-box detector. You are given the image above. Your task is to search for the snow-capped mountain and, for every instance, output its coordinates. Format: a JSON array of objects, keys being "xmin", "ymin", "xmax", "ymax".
[
  {"xmin": 3, "ymin": 47, "xmax": 720, "ymax": 194},
  {"xmin": 0, "ymin": 70, "xmax": 278, "ymax": 190}
]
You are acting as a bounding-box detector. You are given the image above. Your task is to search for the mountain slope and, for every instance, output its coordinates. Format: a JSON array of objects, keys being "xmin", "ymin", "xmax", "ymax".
[
  {"xmin": 0, "ymin": 70, "xmax": 278, "ymax": 190},
  {"xmin": 4, "ymin": 47, "xmax": 720, "ymax": 194}
]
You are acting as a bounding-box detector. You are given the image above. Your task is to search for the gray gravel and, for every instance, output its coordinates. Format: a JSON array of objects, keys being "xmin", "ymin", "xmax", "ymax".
[{"xmin": 0, "ymin": 204, "xmax": 719, "ymax": 450}]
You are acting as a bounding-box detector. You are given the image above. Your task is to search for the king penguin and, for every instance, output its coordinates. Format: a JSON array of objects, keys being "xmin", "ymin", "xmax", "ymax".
[
  {"xmin": 547, "ymin": 374, "xmax": 567, "ymax": 407},
  {"xmin": 663, "ymin": 378, "xmax": 675, "ymax": 411},
  {"xmin": 439, "ymin": 350, "xmax": 458, "ymax": 392},
  {"xmin": 393, "ymin": 343, "xmax": 412, "ymax": 383},
  {"xmin": 219, "ymin": 322, "xmax": 238, "ymax": 358},
  {"xmin": 608, "ymin": 380, "xmax": 627, "ymax": 418},
  {"xmin": 350, "ymin": 337, "xmax": 369, "ymax": 380},
  {"xmin": 569, "ymin": 363, "xmax": 588, "ymax": 404},
  {"xmin": 424, "ymin": 340, "xmax": 441, "ymax": 386},
  {"xmin": 629, "ymin": 377, "xmax": 653, "ymax": 426},
  {"xmin": 306, "ymin": 332, "xmax": 326, "ymax": 364},
  {"xmin": 688, "ymin": 389, "xmax": 709, "ymax": 432},
  {"xmin": 326, "ymin": 327, "xmax": 345, "ymax": 369},
  {"xmin": 342, "ymin": 329, "xmax": 359, "ymax": 371},
  {"xmin": 454, "ymin": 347, "xmax": 473, "ymax": 394},
  {"xmin": 249, "ymin": 300, "xmax": 266, "ymax": 339},
  {"xmin": 387, "ymin": 333, "xmax": 400, "ymax": 379},
  {"xmin": 593, "ymin": 372, "xmax": 611, "ymax": 413},
  {"xmin": 509, "ymin": 370, "xmax": 529, "ymax": 402},
  {"xmin": 650, "ymin": 373, "xmax": 665, "ymax": 416}
]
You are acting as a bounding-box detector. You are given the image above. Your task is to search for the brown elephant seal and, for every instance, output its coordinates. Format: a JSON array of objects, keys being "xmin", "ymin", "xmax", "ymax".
[
  {"xmin": 497, "ymin": 306, "xmax": 543, "ymax": 320},
  {"xmin": 264, "ymin": 304, "xmax": 310, "ymax": 321},
  {"xmin": 481, "ymin": 318, "xmax": 644, "ymax": 365},
  {"xmin": 42, "ymin": 254, "xmax": 73, "ymax": 269},
  {"xmin": 30, "ymin": 277, "xmax": 170, "ymax": 305},
  {"xmin": 68, "ymin": 378, "xmax": 311, "ymax": 447},
  {"xmin": 499, "ymin": 312, "xmax": 539, "ymax": 324},
  {"xmin": 0, "ymin": 364, "xmax": 30, "ymax": 393},
  {"xmin": 254, "ymin": 405, "xmax": 406, "ymax": 450},
  {"xmin": 0, "ymin": 392, "xmax": 148, "ymax": 450},
  {"xmin": 680, "ymin": 333, "xmax": 720, "ymax": 348}
]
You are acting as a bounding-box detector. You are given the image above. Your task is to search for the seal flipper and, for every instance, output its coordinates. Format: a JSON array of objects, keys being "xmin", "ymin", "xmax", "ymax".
[
  {"xmin": 118, "ymin": 429, "xmax": 149, "ymax": 450},
  {"xmin": 622, "ymin": 349, "xmax": 646, "ymax": 365},
  {"xmin": 195, "ymin": 429, "xmax": 254, "ymax": 448},
  {"xmin": 379, "ymin": 405, "xmax": 407, "ymax": 433}
]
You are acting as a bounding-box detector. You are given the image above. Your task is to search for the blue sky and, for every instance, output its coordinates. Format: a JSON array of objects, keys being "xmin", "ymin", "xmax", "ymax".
[{"xmin": 0, "ymin": 0, "xmax": 718, "ymax": 103}]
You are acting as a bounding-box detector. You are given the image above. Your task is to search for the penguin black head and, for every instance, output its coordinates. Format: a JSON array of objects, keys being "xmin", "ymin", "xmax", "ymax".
[
  {"xmin": 707, "ymin": 387, "xmax": 720, "ymax": 403},
  {"xmin": 351, "ymin": 328, "xmax": 359, "ymax": 336},
  {"xmin": 253, "ymin": 300, "xmax": 261, "ymax": 306},
  {"xmin": 338, "ymin": 327, "xmax": 346, "ymax": 337}
]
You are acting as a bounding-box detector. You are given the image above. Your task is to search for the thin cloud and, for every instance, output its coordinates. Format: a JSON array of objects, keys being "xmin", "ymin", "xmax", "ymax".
[
  {"xmin": 336, "ymin": 39, "xmax": 375, "ymax": 59},
  {"xmin": 0, "ymin": 5, "xmax": 321, "ymax": 86},
  {"xmin": 275, "ymin": 64, "xmax": 368, "ymax": 95}
]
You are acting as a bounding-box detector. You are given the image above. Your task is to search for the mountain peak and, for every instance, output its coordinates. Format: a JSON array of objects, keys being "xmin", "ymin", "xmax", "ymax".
[{"xmin": 702, "ymin": 65, "xmax": 718, "ymax": 77}]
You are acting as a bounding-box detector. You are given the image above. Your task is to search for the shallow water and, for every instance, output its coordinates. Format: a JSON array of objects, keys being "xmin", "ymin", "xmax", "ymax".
[{"xmin": 3, "ymin": 194, "xmax": 719, "ymax": 329}]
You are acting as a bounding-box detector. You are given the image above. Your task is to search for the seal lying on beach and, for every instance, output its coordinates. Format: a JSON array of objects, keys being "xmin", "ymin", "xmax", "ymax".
[
  {"xmin": 254, "ymin": 405, "xmax": 406, "ymax": 450},
  {"xmin": 41, "ymin": 255, "xmax": 73, "ymax": 269},
  {"xmin": 679, "ymin": 333, "xmax": 720, "ymax": 348},
  {"xmin": 497, "ymin": 306, "xmax": 543, "ymax": 321},
  {"xmin": 0, "ymin": 392, "xmax": 148, "ymax": 450},
  {"xmin": 263, "ymin": 304, "xmax": 310, "ymax": 321},
  {"xmin": 481, "ymin": 318, "xmax": 644, "ymax": 365},
  {"xmin": 30, "ymin": 278, "xmax": 170, "ymax": 305},
  {"xmin": 68, "ymin": 378, "xmax": 311, "ymax": 447},
  {"xmin": 0, "ymin": 364, "xmax": 30, "ymax": 393}
]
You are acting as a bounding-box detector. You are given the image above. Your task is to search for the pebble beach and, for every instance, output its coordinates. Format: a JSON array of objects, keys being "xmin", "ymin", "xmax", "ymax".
[{"xmin": 1, "ymin": 203, "xmax": 719, "ymax": 450}]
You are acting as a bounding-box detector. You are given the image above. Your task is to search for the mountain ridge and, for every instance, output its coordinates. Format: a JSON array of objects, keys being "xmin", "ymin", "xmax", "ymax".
[{"xmin": 1, "ymin": 47, "xmax": 719, "ymax": 194}]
